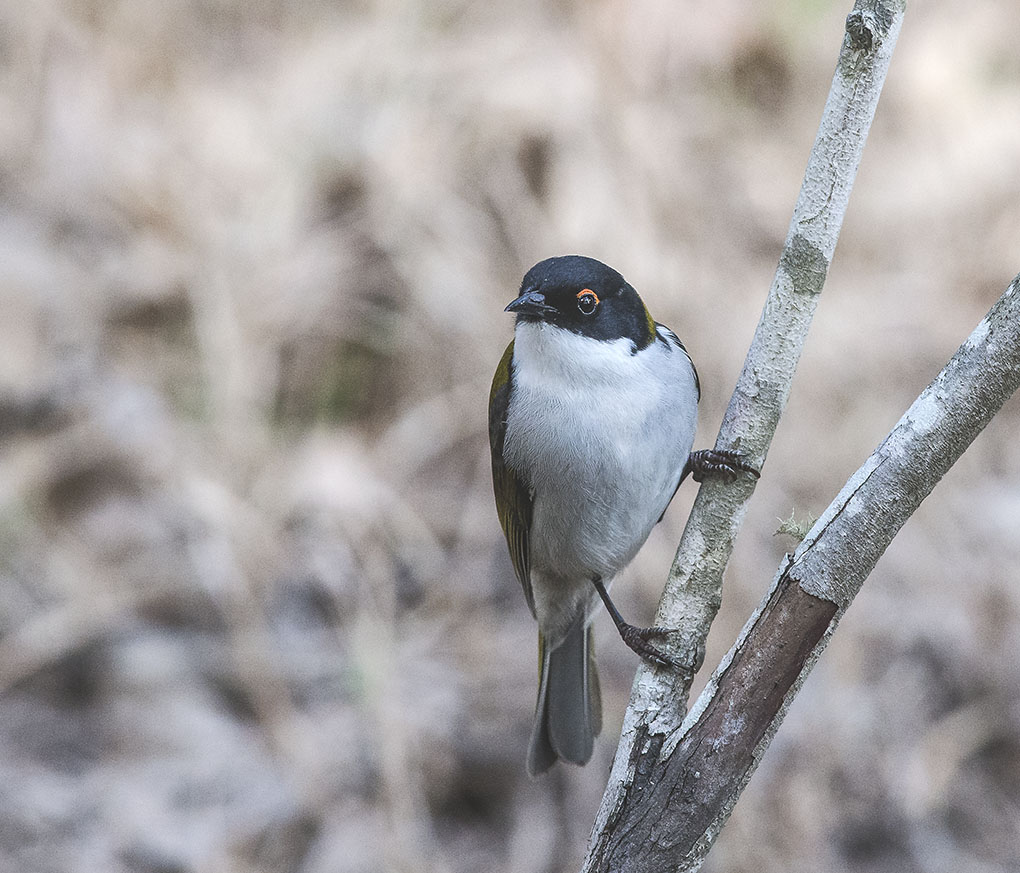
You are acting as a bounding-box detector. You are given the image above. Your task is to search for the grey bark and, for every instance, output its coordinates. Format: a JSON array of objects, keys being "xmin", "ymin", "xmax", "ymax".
[
  {"xmin": 587, "ymin": 273, "xmax": 1020, "ymax": 872},
  {"xmin": 587, "ymin": 3, "xmax": 905, "ymax": 868},
  {"xmin": 584, "ymin": 4, "xmax": 907, "ymax": 870}
]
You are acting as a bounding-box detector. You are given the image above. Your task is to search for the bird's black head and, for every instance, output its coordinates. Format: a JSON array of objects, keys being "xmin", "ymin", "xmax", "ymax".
[{"xmin": 506, "ymin": 255, "xmax": 655, "ymax": 349}]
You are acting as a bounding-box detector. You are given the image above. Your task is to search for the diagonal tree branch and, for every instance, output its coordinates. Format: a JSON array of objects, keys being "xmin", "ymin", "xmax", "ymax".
[
  {"xmin": 585, "ymin": 2, "xmax": 906, "ymax": 869},
  {"xmin": 588, "ymin": 273, "xmax": 1020, "ymax": 871}
]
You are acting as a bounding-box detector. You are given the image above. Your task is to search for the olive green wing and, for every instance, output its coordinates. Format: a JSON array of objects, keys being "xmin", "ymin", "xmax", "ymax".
[{"xmin": 488, "ymin": 340, "xmax": 535, "ymax": 617}]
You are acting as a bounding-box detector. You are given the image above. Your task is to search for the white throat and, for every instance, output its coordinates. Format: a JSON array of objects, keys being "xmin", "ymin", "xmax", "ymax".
[{"xmin": 511, "ymin": 322, "xmax": 638, "ymax": 391}]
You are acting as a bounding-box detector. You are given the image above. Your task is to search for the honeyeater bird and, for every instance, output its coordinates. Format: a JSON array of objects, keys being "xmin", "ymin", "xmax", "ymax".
[{"xmin": 488, "ymin": 255, "xmax": 758, "ymax": 776}]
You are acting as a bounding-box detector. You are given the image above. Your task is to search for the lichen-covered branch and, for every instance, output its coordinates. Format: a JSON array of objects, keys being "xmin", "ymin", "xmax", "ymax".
[
  {"xmin": 588, "ymin": 274, "xmax": 1020, "ymax": 872},
  {"xmin": 584, "ymin": 3, "xmax": 906, "ymax": 870}
]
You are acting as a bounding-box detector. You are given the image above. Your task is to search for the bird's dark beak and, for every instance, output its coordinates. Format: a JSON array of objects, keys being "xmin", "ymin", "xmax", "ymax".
[{"xmin": 505, "ymin": 289, "xmax": 555, "ymax": 318}]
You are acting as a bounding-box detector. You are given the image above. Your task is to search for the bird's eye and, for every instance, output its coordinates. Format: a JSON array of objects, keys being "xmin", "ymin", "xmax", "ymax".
[{"xmin": 576, "ymin": 290, "xmax": 599, "ymax": 316}]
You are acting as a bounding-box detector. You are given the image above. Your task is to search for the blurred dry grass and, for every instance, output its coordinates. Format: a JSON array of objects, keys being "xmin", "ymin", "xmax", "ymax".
[{"xmin": 1, "ymin": 1, "xmax": 1019, "ymax": 872}]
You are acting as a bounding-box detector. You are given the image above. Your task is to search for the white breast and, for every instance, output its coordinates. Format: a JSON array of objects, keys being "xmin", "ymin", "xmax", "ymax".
[{"xmin": 504, "ymin": 322, "xmax": 699, "ymax": 606}]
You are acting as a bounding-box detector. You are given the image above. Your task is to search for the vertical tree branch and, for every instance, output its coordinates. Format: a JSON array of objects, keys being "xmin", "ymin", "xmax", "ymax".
[{"xmin": 586, "ymin": 1, "xmax": 906, "ymax": 870}]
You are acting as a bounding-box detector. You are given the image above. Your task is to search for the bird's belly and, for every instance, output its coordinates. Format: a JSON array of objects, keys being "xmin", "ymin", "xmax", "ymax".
[
  {"xmin": 509, "ymin": 381, "xmax": 693, "ymax": 577},
  {"xmin": 524, "ymin": 434, "xmax": 680, "ymax": 647},
  {"xmin": 526, "ymin": 438, "xmax": 674, "ymax": 579}
]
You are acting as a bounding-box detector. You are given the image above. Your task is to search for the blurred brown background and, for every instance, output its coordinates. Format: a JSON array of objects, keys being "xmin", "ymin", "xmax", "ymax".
[{"xmin": 1, "ymin": 1, "xmax": 1019, "ymax": 872}]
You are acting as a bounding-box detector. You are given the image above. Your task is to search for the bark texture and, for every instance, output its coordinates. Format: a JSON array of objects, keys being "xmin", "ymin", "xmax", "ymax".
[
  {"xmin": 585, "ymin": 275, "xmax": 1020, "ymax": 871},
  {"xmin": 585, "ymin": 3, "xmax": 906, "ymax": 870}
]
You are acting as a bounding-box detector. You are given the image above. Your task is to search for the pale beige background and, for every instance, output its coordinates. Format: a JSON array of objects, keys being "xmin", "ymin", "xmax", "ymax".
[{"xmin": 1, "ymin": 2, "xmax": 1018, "ymax": 872}]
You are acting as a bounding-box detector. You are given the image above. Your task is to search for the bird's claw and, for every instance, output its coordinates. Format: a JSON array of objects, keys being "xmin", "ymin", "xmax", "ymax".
[
  {"xmin": 688, "ymin": 449, "xmax": 760, "ymax": 483},
  {"xmin": 619, "ymin": 624, "xmax": 681, "ymax": 670}
]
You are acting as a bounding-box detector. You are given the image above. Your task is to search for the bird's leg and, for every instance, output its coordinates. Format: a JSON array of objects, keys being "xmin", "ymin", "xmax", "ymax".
[
  {"xmin": 591, "ymin": 576, "xmax": 679, "ymax": 670},
  {"xmin": 683, "ymin": 449, "xmax": 761, "ymax": 484}
]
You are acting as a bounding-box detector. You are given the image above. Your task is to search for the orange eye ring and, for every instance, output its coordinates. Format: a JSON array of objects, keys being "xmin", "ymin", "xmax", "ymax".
[{"xmin": 576, "ymin": 289, "xmax": 599, "ymax": 315}]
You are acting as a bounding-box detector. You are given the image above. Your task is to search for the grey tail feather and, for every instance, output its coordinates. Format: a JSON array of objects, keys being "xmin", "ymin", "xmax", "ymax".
[{"xmin": 527, "ymin": 615, "xmax": 602, "ymax": 777}]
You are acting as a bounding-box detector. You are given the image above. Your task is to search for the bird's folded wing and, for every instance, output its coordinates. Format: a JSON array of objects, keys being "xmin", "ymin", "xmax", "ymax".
[{"xmin": 488, "ymin": 341, "xmax": 535, "ymax": 616}]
